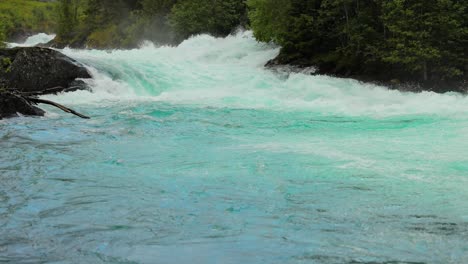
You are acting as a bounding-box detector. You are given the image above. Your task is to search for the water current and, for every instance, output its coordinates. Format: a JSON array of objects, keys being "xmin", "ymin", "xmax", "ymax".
[{"xmin": 1, "ymin": 32, "xmax": 467, "ymax": 263}]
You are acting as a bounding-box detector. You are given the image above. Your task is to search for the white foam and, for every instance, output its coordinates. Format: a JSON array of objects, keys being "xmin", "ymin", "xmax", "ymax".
[
  {"xmin": 42, "ymin": 31, "xmax": 468, "ymax": 118},
  {"xmin": 7, "ymin": 33, "xmax": 56, "ymax": 47}
]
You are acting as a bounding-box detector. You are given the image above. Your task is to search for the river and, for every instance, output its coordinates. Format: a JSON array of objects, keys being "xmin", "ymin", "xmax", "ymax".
[{"xmin": 1, "ymin": 32, "xmax": 467, "ymax": 263}]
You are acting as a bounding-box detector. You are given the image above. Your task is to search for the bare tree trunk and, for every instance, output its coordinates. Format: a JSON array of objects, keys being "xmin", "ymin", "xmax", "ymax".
[
  {"xmin": 6, "ymin": 90, "xmax": 90, "ymax": 119},
  {"xmin": 27, "ymin": 97, "xmax": 90, "ymax": 119},
  {"xmin": 343, "ymin": 2, "xmax": 350, "ymax": 42}
]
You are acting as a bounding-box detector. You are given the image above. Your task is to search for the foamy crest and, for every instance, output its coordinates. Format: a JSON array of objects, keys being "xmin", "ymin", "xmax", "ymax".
[
  {"xmin": 7, "ymin": 33, "xmax": 56, "ymax": 47},
  {"xmin": 34, "ymin": 31, "xmax": 468, "ymax": 118}
]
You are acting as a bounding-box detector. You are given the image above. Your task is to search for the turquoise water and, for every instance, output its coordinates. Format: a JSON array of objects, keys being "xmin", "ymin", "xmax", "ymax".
[{"xmin": 1, "ymin": 32, "xmax": 468, "ymax": 263}]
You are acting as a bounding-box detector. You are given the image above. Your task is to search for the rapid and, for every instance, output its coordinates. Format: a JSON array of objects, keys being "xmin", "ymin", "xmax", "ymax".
[{"xmin": 1, "ymin": 32, "xmax": 467, "ymax": 263}]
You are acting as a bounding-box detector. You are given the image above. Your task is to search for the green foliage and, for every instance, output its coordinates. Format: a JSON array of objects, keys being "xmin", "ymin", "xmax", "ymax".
[
  {"xmin": 49, "ymin": 0, "xmax": 466, "ymax": 84},
  {"xmin": 138, "ymin": 0, "xmax": 177, "ymax": 44},
  {"xmin": 0, "ymin": 57, "xmax": 12, "ymax": 73},
  {"xmin": 382, "ymin": 0, "xmax": 467, "ymax": 81},
  {"xmin": 57, "ymin": 0, "xmax": 78, "ymax": 41},
  {"xmin": 87, "ymin": 25, "xmax": 120, "ymax": 48},
  {"xmin": 0, "ymin": 0, "xmax": 57, "ymax": 40},
  {"xmin": 53, "ymin": 0, "xmax": 247, "ymax": 48},
  {"xmin": 247, "ymin": 0, "xmax": 291, "ymax": 43},
  {"xmin": 141, "ymin": 0, "xmax": 177, "ymax": 16},
  {"xmin": 54, "ymin": 0, "xmax": 142, "ymax": 47},
  {"xmin": 170, "ymin": 0, "xmax": 247, "ymax": 39},
  {"xmin": 0, "ymin": 21, "xmax": 8, "ymax": 47},
  {"xmin": 249, "ymin": 0, "xmax": 467, "ymax": 83}
]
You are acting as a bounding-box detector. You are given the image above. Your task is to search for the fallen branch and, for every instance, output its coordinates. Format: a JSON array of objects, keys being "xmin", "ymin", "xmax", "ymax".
[
  {"xmin": 26, "ymin": 97, "xmax": 90, "ymax": 119},
  {"xmin": 3, "ymin": 88, "xmax": 91, "ymax": 119}
]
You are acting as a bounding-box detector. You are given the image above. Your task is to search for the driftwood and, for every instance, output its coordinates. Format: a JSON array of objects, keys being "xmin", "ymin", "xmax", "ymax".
[
  {"xmin": 6, "ymin": 90, "xmax": 90, "ymax": 119},
  {"xmin": 26, "ymin": 97, "xmax": 90, "ymax": 119}
]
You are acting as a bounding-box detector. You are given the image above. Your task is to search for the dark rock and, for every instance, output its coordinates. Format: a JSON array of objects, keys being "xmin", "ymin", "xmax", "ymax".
[
  {"xmin": 0, "ymin": 47, "xmax": 91, "ymax": 94},
  {"xmin": 0, "ymin": 47, "xmax": 93, "ymax": 119},
  {"xmin": 0, "ymin": 91, "xmax": 45, "ymax": 119},
  {"xmin": 266, "ymin": 56, "xmax": 468, "ymax": 94}
]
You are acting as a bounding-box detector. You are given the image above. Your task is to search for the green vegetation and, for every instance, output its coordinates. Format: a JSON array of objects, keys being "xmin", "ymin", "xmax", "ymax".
[
  {"xmin": 247, "ymin": 0, "xmax": 290, "ymax": 43},
  {"xmin": 0, "ymin": 29, "xmax": 6, "ymax": 48},
  {"xmin": 248, "ymin": 0, "xmax": 467, "ymax": 86},
  {"xmin": 51, "ymin": 0, "xmax": 465, "ymax": 86},
  {"xmin": 0, "ymin": 0, "xmax": 57, "ymax": 44},
  {"xmin": 170, "ymin": 0, "xmax": 247, "ymax": 40},
  {"xmin": 53, "ymin": 0, "xmax": 247, "ymax": 48},
  {"xmin": 1, "ymin": 57, "xmax": 12, "ymax": 73}
]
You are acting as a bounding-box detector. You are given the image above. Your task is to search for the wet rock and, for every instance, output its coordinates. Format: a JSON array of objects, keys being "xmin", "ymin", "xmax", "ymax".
[
  {"xmin": 0, "ymin": 47, "xmax": 93, "ymax": 119},
  {"xmin": 0, "ymin": 47, "xmax": 91, "ymax": 94},
  {"xmin": 0, "ymin": 91, "xmax": 45, "ymax": 119}
]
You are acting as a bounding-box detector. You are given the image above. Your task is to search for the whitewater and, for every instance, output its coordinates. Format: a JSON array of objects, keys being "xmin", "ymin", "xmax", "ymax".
[{"xmin": 1, "ymin": 32, "xmax": 467, "ymax": 263}]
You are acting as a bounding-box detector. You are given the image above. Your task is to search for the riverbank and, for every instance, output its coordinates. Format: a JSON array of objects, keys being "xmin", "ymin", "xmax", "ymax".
[{"xmin": 266, "ymin": 54, "xmax": 468, "ymax": 94}]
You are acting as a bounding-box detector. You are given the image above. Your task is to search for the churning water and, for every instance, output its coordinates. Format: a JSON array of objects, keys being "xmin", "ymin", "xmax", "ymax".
[
  {"xmin": 1, "ymin": 32, "xmax": 468, "ymax": 263},
  {"xmin": 6, "ymin": 33, "xmax": 56, "ymax": 48}
]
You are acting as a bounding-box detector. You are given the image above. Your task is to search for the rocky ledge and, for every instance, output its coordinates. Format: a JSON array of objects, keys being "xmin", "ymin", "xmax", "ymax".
[
  {"xmin": 0, "ymin": 47, "xmax": 92, "ymax": 119},
  {"xmin": 0, "ymin": 91, "xmax": 45, "ymax": 119}
]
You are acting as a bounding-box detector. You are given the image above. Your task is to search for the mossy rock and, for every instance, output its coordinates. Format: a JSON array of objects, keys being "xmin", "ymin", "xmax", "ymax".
[{"xmin": 0, "ymin": 56, "xmax": 12, "ymax": 73}]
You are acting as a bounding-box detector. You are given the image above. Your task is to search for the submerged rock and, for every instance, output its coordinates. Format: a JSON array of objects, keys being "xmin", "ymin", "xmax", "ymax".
[
  {"xmin": 0, "ymin": 47, "xmax": 91, "ymax": 93},
  {"xmin": 0, "ymin": 91, "xmax": 45, "ymax": 119}
]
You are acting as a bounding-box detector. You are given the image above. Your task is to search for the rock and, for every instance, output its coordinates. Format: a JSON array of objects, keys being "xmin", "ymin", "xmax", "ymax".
[
  {"xmin": 0, "ymin": 47, "xmax": 91, "ymax": 93},
  {"xmin": 0, "ymin": 47, "xmax": 93, "ymax": 119},
  {"xmin": 0, "ymin": 91, "xmax": 45, "ymax": 119}
]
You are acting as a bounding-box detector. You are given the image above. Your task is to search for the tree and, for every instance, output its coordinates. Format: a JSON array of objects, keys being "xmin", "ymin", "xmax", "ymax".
[
  {"xmin": 248, "ymin": 0, "xmax": 467, "ymax": 85},
  {"xmin": 57, "ymin": 0, "xmax": 77, "ymax": 41},
  {"xmin": 0, "ymin": 18, "xmax": 7, "ymax": 48},
  {"xmin": 141, "ymin": 0, "xmax": 177, "ymax": 16},
  {"xmin": 247, "ymin": 0, "xmax": 291, "ymax": 43},
  {"xmin": 382, "ymin": 0, "xmax": 467, "ymax": 81},
  {"xmin": 138, "ymin": 0, "xmax": 177, "ymax": 44},
  {"xmin": 170, "ymin": 0, "xmax": 247, "ymax": 39}
]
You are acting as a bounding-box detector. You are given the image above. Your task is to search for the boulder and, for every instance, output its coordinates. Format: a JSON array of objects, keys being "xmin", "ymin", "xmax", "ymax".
[
  {"xmin": 0, "ymin": 91, "xmax": 45, "ymax": 119},
  {"xmin": 0, "ymin": 47, "xmax": 93, "ymax": 119},
  {"xmin": 0, "ymin": 47, "xmax": 91, "ymax": 93}
]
